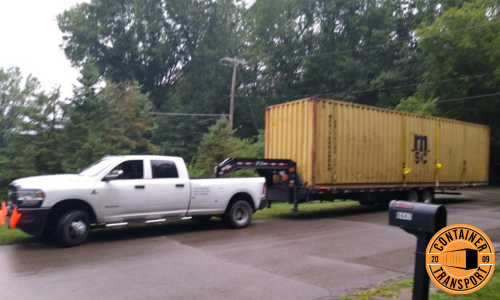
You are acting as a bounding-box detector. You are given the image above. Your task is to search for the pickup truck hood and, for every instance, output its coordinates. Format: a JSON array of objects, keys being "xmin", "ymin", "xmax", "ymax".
[{"xmin": 12, "ymin": 174, "xmax": 87, "ymax": 189}]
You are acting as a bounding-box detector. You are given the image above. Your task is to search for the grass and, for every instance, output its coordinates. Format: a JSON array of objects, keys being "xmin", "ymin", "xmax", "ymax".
[
  {"xmin": 429, "ymin": 266, "xmax": 500, "ymax": 300},
  {"xmin": 0, "ymin": 225, "xmax": 35, "ymax": 245},
  {"xmin": 338, "ymin": 278, "xmax": 414, "ymax": 300},
  {"xmin": 253, "ymin": 200, "xmax": 380, "ymax": 220},
  {"xmin": 338, "ymin": 266, "xmax": 499, "ymax": 300}
]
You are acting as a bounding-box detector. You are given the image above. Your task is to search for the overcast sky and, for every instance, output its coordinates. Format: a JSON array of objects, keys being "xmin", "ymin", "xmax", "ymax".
[{"xmin": 0, "ymin": 0, "xmax": 88, "ymax": 99}]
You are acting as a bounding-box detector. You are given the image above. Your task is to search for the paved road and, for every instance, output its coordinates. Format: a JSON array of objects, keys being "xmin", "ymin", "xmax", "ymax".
[{"xmin": 1, "ymin": 189, "xmax": 500, "ymax": 300}]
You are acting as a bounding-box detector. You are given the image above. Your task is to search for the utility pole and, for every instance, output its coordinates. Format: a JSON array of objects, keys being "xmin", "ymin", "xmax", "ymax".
[{"xmin": 221, "ymin": 57, "xmax": 247, "ymax": 128}]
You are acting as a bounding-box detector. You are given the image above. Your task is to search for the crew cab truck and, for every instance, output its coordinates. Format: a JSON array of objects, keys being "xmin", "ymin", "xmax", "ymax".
[
  {"xmin": 215, "ymin": 98, "xmax": 490, "ymax": 211},
  {"xmin": 2, "ymin": 155, "xmax": 267, "ymax": 247}
]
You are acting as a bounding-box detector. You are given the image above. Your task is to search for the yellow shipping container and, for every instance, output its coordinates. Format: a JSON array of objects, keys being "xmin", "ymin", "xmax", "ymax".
[{"xmin": 265, "ymin": 98, "xmax": 489, "ymax": 187}]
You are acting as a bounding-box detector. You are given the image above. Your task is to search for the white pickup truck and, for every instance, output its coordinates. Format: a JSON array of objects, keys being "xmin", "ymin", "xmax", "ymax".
[{"xmin": 3, "ymin": 155, "xmax": 267, "ymax": 246}]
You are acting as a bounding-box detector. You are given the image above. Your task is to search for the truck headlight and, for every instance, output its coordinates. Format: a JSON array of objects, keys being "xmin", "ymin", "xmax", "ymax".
[{"xmin": 17, "ymin": 190, "xmax": 45, "ymax": 207}]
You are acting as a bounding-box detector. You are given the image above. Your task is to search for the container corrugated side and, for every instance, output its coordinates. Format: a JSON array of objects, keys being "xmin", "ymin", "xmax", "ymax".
[{"xmin": 265, "ymin": 97, "xmax": 489, "ymax": 187}]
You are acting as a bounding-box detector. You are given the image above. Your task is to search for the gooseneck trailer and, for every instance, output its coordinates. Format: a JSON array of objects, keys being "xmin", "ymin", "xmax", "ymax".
[{"xmin": 216, "ymin": 97, "xmax": 490, "ymax": 210}]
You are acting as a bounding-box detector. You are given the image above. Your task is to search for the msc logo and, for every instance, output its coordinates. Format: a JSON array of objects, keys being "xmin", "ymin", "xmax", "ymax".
[{"xmin": 412, "ymin": 134, "xmax": 430, "ymax": 164}]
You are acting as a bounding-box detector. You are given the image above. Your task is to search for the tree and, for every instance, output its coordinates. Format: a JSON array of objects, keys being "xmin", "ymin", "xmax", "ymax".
[
  {"xmin": 195, "ymin": 118, "xmax": 242, "ymax": 176},
  {"xmin": 0, "ymin": 68, "xmax": 65, "ymax": 191},
  {"xmin": 3, "ymin": 90, "xmax": 64, "ymax": 178},
  {"xmin": 411, "ymin": 0, "xmax": 500, "ymax": 181},
  {"xmin": 58, "ymin": 0, "xmax": 249, "ymax": 159},
  {"xmin": 57, "ymin": 0, "xmax": 244, "ymax": 108},
  {"xmin": 61, "ymin": 63, "xmax": 157, "ymax": 172},
  {"xmin": 0, "ymin": 67, "xmax": 41, "ymax": 148}
]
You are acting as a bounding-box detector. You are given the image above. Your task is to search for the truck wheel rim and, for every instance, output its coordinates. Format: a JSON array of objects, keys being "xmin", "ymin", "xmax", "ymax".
[
  {"xmin": 234, "ymin": 207, "xmax": 249, "ymax": 224},
  {"xmin": 70, "ymin": 220, "xmax": 87, "ymax": 237}
]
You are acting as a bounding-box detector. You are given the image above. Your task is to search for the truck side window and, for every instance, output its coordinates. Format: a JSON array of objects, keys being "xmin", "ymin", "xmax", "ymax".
[
  {"xmin": 151, "ymin": 160, "xmax": 178, "ymax": 179},
  {"xmin": 111, "ymin": 160, "xmax": 144, "ymax": 180}
]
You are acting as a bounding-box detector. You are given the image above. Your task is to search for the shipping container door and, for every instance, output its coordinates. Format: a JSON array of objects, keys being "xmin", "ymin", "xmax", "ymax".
[
  {"xmin": 438, "ymin": 120, "xmax": 466, "ymax": 184},
  {"xmin": 405, "ymin": 115, "xmax": 436, "ymax": 184},
  {"xmin": 265, "ymin": 99, "xmax": 313, "ymax": 185},
  {"xmin": 464, "ymin": 125, "xmax": 489, "ymax": 183}
]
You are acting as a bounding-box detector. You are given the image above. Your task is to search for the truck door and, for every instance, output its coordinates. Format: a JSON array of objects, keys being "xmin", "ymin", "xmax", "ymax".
[
  {"xmin": 145, "ymin": 159, "xmax": 190, "ymax": 218},
  {"xmin": 99, "ymin": 159, "xmax": 148, "ymax": 222}
]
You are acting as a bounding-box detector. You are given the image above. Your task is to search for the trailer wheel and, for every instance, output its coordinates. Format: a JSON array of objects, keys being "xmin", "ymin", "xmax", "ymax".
[
  {"xmin": 222, "ymin": 200, "xmax": 252, "ymax": 229},
  {"xmin": 406, "ymin": 190, "xmax": 419, "ymax": 202},
  {"xmin": 419, "ymin": 190, "xmax": 434, "ymax": 204}
]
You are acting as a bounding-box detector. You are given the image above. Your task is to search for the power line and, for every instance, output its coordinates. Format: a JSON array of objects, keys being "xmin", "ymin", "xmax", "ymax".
[
  {"xmin": 394, "ymin": 91, "xmax": 500, "ymax": 109},
  {"xmin": 153, "ymin": 112, "xmax": 225, "ymax": 117},
  {"xmin": 263, "ymin": 20, "xmax": 500, "ymax": 61},
  {"xmin": 176, "ymin": 116, "xmax": 223, "ymax": 129},
  {"xmin": 234, "ymin": 71, "xmax": 500, "ymax": 100}
]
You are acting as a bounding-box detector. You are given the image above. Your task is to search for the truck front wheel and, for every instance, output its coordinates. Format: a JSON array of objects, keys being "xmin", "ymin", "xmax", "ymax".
[
  {"xmin": 223, "ymin": 200, "xmax": 252, "ymax": 229},
  {"xmin": 56, "ymin": 210, "xmax": 90, "ymax": 247}
]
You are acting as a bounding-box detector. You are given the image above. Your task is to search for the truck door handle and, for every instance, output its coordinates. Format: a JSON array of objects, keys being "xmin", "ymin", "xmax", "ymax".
[
  {"xmin": 135, "ymin": 185, "xmax": 145, "ymax": 189},
  {"xmin": 175, "ymin": 184, "xmax": 185, "ymax": 188}
]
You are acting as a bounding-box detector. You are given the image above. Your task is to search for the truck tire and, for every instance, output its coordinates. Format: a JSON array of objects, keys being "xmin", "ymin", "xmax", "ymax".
[
  {"xmin": 222, "ymin": 200, "xmax": 252, "ymax": 229},
  {"xmin": 420, "ymin": 189, "xmax": 434, "ymax": 204},
  {"xmin": 56, "ymin": 210, "xmax": 90, "ymax": 247},
  {"xmin": 406, "ymin": 190, "xmax": 419, "ymax": 202}
]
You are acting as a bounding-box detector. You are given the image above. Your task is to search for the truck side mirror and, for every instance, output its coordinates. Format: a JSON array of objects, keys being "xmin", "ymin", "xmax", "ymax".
[{"xmin": 103, "ymin": 170, "xmax": 123, "ymax": 182}]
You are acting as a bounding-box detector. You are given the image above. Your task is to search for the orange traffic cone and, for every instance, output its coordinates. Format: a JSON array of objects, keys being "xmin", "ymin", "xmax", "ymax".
[
  {"xmin": 0, "ymin": 202, "xmax": 5, "ymax": 226},
  {"xmin": 9, "ymin": 207, "xmax": 22, "ymax": 229}
]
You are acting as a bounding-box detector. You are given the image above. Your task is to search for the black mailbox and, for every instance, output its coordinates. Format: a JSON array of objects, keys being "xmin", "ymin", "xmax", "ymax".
[
  {"xmin": 389, "ymin": 200, "xmax": 447, "ymax": 233},
  {"xmin": 388, "ymin": 200, "xmax": 447, "ymax": 300}
]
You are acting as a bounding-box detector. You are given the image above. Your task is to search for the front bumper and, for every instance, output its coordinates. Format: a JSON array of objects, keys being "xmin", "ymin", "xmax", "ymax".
[
  {"xmin": 258, "ymin": 197, "xmax": 268, "ymax": 210},
  {"xmin": 6, "ymin": 206, "xmax": 50, "ymax": 236}
]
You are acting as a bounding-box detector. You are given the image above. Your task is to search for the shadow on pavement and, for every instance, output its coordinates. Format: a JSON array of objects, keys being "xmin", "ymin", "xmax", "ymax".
[
  {"xmin": 88, "ymin": 219, "xmax": 228, "ymax": 243},
  {"xmin": 275, "ymin": 204, "xmax": 387, "ymax": 220}
]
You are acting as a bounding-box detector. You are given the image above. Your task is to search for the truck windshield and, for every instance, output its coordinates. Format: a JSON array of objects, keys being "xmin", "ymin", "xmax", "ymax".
[{"xmin": 78, "ymin": 159, "xmax": 113, "ymax": 177}]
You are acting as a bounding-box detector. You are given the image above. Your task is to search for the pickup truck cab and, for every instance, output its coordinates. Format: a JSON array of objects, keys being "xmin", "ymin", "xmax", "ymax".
[{"xmin": 3, "ymin": 155, "xmax": 267, "ymax": 246}]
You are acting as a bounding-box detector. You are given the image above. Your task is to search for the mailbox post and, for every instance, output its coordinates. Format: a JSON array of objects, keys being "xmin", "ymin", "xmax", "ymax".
[{"xmin": 388, "ymin": 200, "xmax": 447, "ymax": 300}]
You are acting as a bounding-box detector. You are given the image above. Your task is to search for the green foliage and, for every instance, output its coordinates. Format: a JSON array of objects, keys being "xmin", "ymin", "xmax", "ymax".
[
  {"xmin": 414, "ymin": 0, "xmax": 500, "ymax": 181},
  {"xmin": 0, "ymin": 68, "xmax": 65, "ymax": 191},
  {"xmin": 429, "ymin": 266, "xmax": 499, "ymax": 300},
  {"xmin": 0, "ymin": 65, "xmax": 157, "ymax": 190},
  {"xmin": 186, "ymin": 158, "xmax": 206, "ymax": 179},
  {"xmin": 396, "ymin": 96, "xmax": 438, "ymax": 115},
  {"xmin": 338, "ymin": 278, "xmax": 414, "ymax": 300},
  {"xmin": 0, "ymin": 226, "xmax": 34, "ymax": 245},
  {"xmin": 196, "ymin": 118, "xmax": 243, "ymax": 176},
  {"xmin": 61, "ymin": 63, "xmax": 157, "ymax": 172},
  {"xmin": 57, "ymin": 0, "xmax": 249, "ymax": 159},
  {"xmin": 3, "ymin": 0, "xmax": 500, "ymax": 187},
  {"xmin": 0, "ymin": 67, "xmax": 42, "ymax": 148}
]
